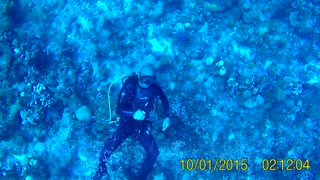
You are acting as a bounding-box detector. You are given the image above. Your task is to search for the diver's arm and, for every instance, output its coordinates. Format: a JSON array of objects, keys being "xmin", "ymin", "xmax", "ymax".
[
  {"xmin": 156, "ymin": 84, "xmax": 170, "ymax": 118},
  {"xmin": 155, "ymin": 84, "xmax": 171, "ymax": 131}
]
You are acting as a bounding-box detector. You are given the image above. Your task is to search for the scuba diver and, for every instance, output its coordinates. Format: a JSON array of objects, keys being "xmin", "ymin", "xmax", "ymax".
[{"xmin": 94, "ymin": 65, "xmax": 171, "ymax": 180}]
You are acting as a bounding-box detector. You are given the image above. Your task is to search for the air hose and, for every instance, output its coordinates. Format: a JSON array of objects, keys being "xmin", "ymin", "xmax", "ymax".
[{"xmin": 107, "ymin": 75, "xmax": 129, "ymax": 123}]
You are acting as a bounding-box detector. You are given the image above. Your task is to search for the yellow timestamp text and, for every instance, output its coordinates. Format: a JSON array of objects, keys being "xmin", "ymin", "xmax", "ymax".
[
  {"xmin": 261, "ymin": 159, "xmax": 310, "ymax": 171},
  {"xmin": 180, "ymin": 159, "xmax": 249, "ymax": 171}
]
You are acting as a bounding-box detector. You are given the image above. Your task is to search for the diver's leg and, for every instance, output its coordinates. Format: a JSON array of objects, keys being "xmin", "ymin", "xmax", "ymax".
[
  {"xmin": 94, "ymin": 119, "xmax": 132, "ymax": 179},
  {"xmin": 137, "ymin": 131, "xmax": 160, "ymax": 180}
]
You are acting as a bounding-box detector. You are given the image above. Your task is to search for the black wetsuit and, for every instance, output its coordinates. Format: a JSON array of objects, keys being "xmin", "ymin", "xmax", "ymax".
[{"xmin": 95, "ymin": 74, "xmax": 170, "ymax": 180}]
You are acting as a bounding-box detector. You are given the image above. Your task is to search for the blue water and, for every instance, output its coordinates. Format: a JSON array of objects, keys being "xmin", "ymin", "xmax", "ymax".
[{"xmin": 0, "ymin": 0, "xmax": 319, "ymax": 179}]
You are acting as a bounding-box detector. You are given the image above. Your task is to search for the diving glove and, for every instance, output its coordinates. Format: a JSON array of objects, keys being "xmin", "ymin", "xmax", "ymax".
[{"xmin": 133, "ymin": 110, "xmax": 146, "ymax": 120}]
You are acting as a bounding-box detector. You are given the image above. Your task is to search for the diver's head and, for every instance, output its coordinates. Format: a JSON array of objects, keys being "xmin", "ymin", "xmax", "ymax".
[{"xmin": 138, "ymin": 65, "xmax": 156, "ymax": 88}]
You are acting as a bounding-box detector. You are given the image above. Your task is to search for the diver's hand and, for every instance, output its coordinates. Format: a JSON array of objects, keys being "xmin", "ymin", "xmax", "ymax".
[
  {"xmin": 162, "ymin": 117, "xmax": 170, "ymax": 131},
  {"xmin": 133, "ymin": 110, "xmax": 146, "ymax": 120}
]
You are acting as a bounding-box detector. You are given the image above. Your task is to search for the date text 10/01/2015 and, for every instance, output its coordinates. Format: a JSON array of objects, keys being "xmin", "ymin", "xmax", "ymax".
[{"xmin": 180, "ymin": 159, "xmax": 248, "ymax": 171}]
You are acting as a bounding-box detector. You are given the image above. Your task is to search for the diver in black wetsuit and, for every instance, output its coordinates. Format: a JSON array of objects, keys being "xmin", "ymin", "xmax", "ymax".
[{"xmin": 94, "ymin": 65, "xmax": 171, "ymax": 180}]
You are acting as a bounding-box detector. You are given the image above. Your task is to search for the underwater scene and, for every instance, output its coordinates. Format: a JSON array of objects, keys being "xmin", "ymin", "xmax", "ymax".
[{"xmin": 0, "ymin": 0, "xmax": 319, "ymax": 179}]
